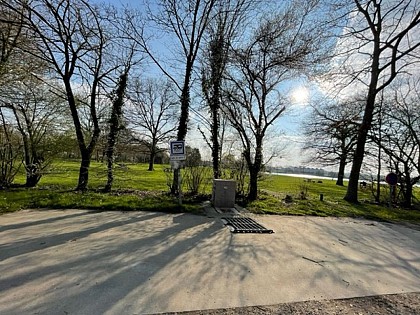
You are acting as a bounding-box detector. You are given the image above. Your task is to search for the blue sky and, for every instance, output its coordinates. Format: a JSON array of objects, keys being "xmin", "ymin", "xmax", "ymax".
[{"xmin": 91, "ymin": 0, "xmax": 314, "ymax": 166}]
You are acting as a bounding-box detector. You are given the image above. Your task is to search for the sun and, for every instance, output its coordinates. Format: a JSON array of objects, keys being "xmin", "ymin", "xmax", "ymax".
[{"xmin": 290, "ymin": 86, "xmax": 310, "ymax": 105}]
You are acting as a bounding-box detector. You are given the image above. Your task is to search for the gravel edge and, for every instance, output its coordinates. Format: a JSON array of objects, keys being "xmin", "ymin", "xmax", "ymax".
[{"xmin": 156, "ymin": 292, "xmax": 420, "ymax": 315}]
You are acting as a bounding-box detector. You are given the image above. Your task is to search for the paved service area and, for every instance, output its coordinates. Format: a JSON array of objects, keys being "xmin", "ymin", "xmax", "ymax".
[{"xmin": 0, "ymin": 209, "xmax": 419, "ymax": 314}]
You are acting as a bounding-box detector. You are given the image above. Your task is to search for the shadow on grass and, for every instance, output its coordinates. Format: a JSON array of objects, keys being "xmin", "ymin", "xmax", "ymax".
[
  {"xmin": 245, "ymin": 190, "xmax": 420, "ymax": 224},
  {"xmin": 0, "ymin": 188, "xmax": 203, "ymax": 215}
]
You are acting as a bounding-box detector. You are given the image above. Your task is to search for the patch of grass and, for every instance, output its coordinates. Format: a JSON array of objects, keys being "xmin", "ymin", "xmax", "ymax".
[
  {"xmin": 253, "ymin": 175, "xmax": 420, "ymax": 224},
  {"xmin": 13, "ymin": 160, "xmax": 170, "ymax": 191},
  {"xmin": 1, "ymin": 160, "xmax": 199, "ymax": 214},
  {"xmin": 0, "ymin": 187, "xmax": 201, "ymax": 214},
  {"xmin": 3, "ymin": 161, "xmax": 420, "ymax": 224}
]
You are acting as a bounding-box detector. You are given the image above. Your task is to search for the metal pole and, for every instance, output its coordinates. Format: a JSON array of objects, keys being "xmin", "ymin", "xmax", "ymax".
[{"xmin": 178, "ymin": 167, "xmax": 182, "ymax": 206}]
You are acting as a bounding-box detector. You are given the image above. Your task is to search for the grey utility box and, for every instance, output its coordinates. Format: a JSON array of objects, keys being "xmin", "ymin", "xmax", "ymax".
[{"xmin": 212, "ymin": 179, "xmax": 236, "ymax": 208}]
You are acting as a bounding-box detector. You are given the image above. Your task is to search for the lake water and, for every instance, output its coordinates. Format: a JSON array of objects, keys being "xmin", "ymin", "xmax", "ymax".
[{"xmin": 269, "ymin": 173, "xmax": 347, "ymax": 181}]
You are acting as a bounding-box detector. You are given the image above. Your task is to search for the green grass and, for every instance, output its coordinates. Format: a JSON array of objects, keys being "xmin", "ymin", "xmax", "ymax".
[
  {"xmin": 253, "ymin": 174, "xmax": 420, "ymax": 223},
  {"xmin": 14, "ymin": 160, "xmax": 170, "ymax": 191},
  {"xmin": 2, "ymin": 160, "xmax": 420, "ymax": 224},
  {"xmin": 1, "ymin": 160, "xmax": 200, "ymax": 214}
]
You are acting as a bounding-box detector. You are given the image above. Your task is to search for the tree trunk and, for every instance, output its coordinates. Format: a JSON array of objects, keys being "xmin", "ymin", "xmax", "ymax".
[
  {"xmin": 344, "ymin": 47, "xmax": 380, "ymax": 202},
  {"xmin": 172, "ymin": 60, "xmax": 193, "ymax": 194},
  {"xmin": 77, "ymin": 151, "xmax": 91, "ymax": 191},
  {"xmin": 210, "ymin": 78, "xmax": 221, "ymax": 179},
  {"xmin": 211, "ymin": 105, "xmax": 220, "ymax": 179},
  {"xmin": 64, "ymin": 81, "xmax": 92, "ymax": 191},
  {"xmin": 336, "ymin": 155, "xmax": 346, "ymax": 186},
  {"xmin": 248, "ymin": 167, "xmax": 258, "ymax": 201},
  {"xmin": 24, "ymin": 152, "xmax": 42, "ymax": 187},
  {"xmin": 247, "ymin": 140, "xmax": 263, "ymax": 201},
  {"xmin": 177, "ymin": 62, "xmax": 192, "ymax": 141},
  {"xmin": 25, "ymin": 166, "xmax": 41, "ymax": 187},
  {"xmin": 209, "ymin": 34, "xmax": 225, "ymax": 180},
  {"xmin": 344, "ymin": 138, "xmax": 366, "ymax": 203},
  {"xmin": 375, "ymin": 146, "xmax": 382, "ymax": 203},
  {"xmin": 104, "ymin": 70, "xmax": 128, "ymax": 192},
  {"xmin": 10, "ymin": 107, "xmax": 43, "ymax": 187},
  {"xmin": 104, "ymin": 135, "xmax": 115, "ymax": 192},
  {"xmin": 403, "ymin": 182, "xmax": 413, "ymax": 208},
  {"xmin": 148, "ymin": 151, "xmax": 156, "ymax": 171}
]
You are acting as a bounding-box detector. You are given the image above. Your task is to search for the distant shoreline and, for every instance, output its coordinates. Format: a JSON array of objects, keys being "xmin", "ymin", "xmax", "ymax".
[
  {"xmin": 269, "ymin": 173, "xmax": 420, "ymax": 187},
  {"xmin": 268, "ymin": 172, "xmax": 349, "ymax": 181}
]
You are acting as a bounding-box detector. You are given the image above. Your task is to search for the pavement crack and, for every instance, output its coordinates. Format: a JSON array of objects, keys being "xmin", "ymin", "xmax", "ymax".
[
  {"xmin": 302, "ymin": 256, "xmax": 325, "ymax": 267},
  {"xmin": 342, "ymin": 279, "xmax": 350, "ymax": 286},
  {"xmin": 338, "ymin": 239, "xmax": 348, "ymax": 245}
]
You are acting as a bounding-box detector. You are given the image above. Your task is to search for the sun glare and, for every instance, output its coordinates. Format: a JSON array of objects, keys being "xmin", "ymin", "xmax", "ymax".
[{"xmin": 290, "ymin": 86, "xmax": 310, "ymax": 105}]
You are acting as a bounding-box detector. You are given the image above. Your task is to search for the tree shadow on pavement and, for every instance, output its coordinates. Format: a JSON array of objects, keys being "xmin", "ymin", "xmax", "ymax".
[{"xmin": 0, "ymin": 210, "xmax": 274, "ymax": 314}]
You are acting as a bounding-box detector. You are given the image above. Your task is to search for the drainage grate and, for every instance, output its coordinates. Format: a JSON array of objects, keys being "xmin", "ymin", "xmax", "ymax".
[{"xmin": 221, "ymin": 217, "xmax": 274, "ymax": 234}]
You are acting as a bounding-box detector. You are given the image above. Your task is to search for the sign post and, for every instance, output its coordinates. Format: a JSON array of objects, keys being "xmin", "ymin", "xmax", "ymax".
[
  {"xmin": 385, "ymin": 172, "xmax": 398, "ymax": 207},
  {"xmin": 169, "ymin": 141, "xmax": 186, "ymax": 205}
]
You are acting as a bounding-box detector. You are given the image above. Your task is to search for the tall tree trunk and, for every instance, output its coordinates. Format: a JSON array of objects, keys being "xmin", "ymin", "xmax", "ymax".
[
  {"xmin": 211, "ymin": 89, "xmax": 221, "ymax": 179},
  {"xmin": 248, "ymin": 166, "xmax": 258, "ymax": 201},
  {"xmin": 148, "ymin": 138, "xmax": 158, "ymax": 171},
  {"xmin": 177, "ymin": 62, "xmax": 192, "ymax": 142},
  {"xmin": 104, "ymin": 140, "xmax": 115, "ymax": 192},
  {"xmin": 403, "ymin": 181, "xmax": 413, "ymax": 208},
  {"xmin": 344, "ymin": 32, "xmax": 381, "ymax": 203},
  {"xmin": 344, "ymin": 91, "xmax": 378, "ymax": 202},
  {"xmin": 77, "ymin": 150, "xmax": 91, "ymax": 191},
  {"xmin": 104, "ymin": 70, "xmax": 128, "ymax": 192},
  {"xmin": 172, "ymin": 61, "xmax": 192, "ymax": 194},
  {"xmin": 375, "ymin": 145, "xmax": 382, "ymax": 203},
  {"xmin": 247, "ymin": 140, "xmax": 263, "ymax": 201},
  {"xmin": 65, "ymin": 81, "xmax": 91, "ymax": 191},
  {"xmin": 208, "ymin": 32, "xmax": 225, "ymax": 180},
  {"xmin": 336, "ymin": 155, "xmax": 346, "ymax": 186}
]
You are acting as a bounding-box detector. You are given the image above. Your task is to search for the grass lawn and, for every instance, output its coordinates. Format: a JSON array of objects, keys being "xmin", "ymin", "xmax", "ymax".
[
  {"xmin": 256, "ymin": 174, "xmax": 420, "ymax": 223},
  {"xmin": 1, "ymin": 160, "xmax": 420, "ymax": 224},
  {"xmin": 1, "ymin": 161, "xmax": 198, "ymax": 214}
]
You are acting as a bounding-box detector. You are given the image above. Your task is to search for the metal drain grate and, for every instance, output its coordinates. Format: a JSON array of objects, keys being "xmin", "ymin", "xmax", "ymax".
[{"xmin": 221, "ymin": 217, "xmax": 274, "ymax": 234}]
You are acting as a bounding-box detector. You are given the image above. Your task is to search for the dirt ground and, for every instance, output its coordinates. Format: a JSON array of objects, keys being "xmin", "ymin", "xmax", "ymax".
[{"xmin": 162, "ymin": 292, "xmax": 420, "ymax": 315}]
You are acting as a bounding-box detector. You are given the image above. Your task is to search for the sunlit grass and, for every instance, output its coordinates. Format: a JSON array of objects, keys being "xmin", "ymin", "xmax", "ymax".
[
  {"xmin": 1, "ymin": 160, "xmax": 195, "ymax": 214},
  {"xmin": 2, "ymin": 161, "xmax": 420, "ymax": 224},
  {"xmin": 254, "ymin": 174, "xmax": 420, "ymax": 223}
]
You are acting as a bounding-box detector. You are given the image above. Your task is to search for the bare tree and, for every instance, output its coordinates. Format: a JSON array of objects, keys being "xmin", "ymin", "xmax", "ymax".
[
  {"xmin": 200, "ymin": 0, "xmax": 254, "ymax": 179},
  {"xmin": 131, "ymin": 0, "xmax": 217, "ymax": 193},
  {"xmin": 104, "ymin": 67, "xmax": 130, "ymax": 192},
  {"xmin": 1, "ymin": 77, "xmax": 67, "ymax": 187},
  {"xmin": 0, "ymin": 109, "xmax": 22, "ymax": 188},
  {"xmin": 303, "ymin": 98, "xmax": 362, "ymax": 186},
  {"xmin": 126, "ymin": 78, "xmax": 178, "ymax": 171},
  {"xmin": 1, "ymin": 1, "xmax": 68, "ymax": 187},
  {"xmin": 330, "ymin": 0, "xmax": 420, "ymax": 203},
  {"xmin": 2, "ymin": 0, "xmax": 130, "ymax": 191},
  {"xmin": 102, "ymin": 11, "xmax": 144, "ymax": 191},
  {"xmin": 143, "ymin": 0, "xmax": 217, "ymax": 140},
  {"xmin": 223, "ymin": 1, "xmax": 330, "ymax": 201},
  {"xmin": 0, "ymin": 1, "xmax": 28, "ymax": 80},
  {"xmin": 371, "ymin": 77, "xmax": 420, "ymax": 208}
]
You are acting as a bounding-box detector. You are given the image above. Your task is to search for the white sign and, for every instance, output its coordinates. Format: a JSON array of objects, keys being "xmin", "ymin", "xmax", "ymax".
[{"xmin": 169, "ymin": 140, "xmax": 186, "ymax": 161}]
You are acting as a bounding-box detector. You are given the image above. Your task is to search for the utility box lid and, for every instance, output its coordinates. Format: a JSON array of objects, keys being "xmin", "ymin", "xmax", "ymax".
[{"xmin": 212, "ymin": 179, "xmax": 236, "ymax": 208}]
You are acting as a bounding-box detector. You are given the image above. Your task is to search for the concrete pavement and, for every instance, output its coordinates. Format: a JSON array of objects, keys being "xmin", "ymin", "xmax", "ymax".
[{"xmin": 0, "ymin": 209, "xmax": 419, "ymax": 314}]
